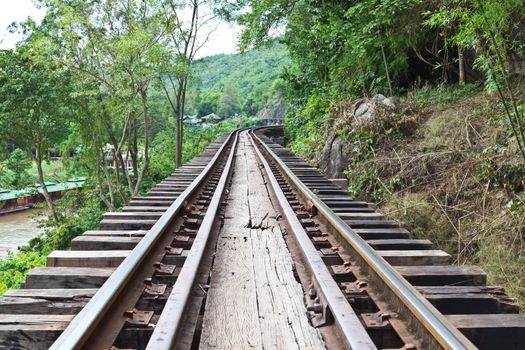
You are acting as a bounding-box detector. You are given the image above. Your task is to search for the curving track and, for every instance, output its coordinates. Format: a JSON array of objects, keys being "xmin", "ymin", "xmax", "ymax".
[{"xmin": 0, "ymin": 127, "xmax": 524, "ymax": 349}]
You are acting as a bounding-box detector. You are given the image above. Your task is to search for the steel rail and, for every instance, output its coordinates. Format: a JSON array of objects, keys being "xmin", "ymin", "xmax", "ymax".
[
  {"xmin": 50, "ymin": 131, "xmax": 236, "ymax": 350},
  {"xmin": 252, "ymin": 128, "xmax": 477, "ymax": 350},
  {"xmin": 249, "ymin": 130, "xmax": 376, "ymax": 350},
  {"xmin": 146, "ymin": 131, "xmax": 239, "ymax": 349}
]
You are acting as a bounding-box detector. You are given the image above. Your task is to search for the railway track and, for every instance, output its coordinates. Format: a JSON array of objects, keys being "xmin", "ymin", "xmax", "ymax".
[{"xmin": 0, "ymin": 127, "xmax": 524, "ymax": 349}]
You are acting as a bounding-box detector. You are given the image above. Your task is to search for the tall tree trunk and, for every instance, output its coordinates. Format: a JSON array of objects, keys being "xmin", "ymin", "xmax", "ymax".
[
  {"xmin": 106, "ymin": 120, "xmax": 134, "ymax": 195},
  {"xmin": 175, "ymin": 79, "xmax": 185, "ymax": 167},
  {"xmin": 34, "ymin": 145, "xmax": 59, "ymax": 225},
  {"xmin": 458, "ymin": 48, "xmax": 465, "ymax": 85},
  {"xmin": 381, "ymin": 42, "xmax": 393, "ymax": 96},
  {"xmin": 93, "ymin": 134, "xmax": 114, "ymax": 210},
  {"xmin": 180, "ymin": 78, "xmax": 187, "ymax": 162},
  {"xmin": 112, "ymin": 152, "xmax": 130, "ymax": 205},
  {"xmin": 129, "ymin": 121, "xmax": 139, "ymax": 176},
  {"xmin": 133, "ymin": 89, "xmax": 150, "ymax": 196},
  {"xmin": 95, "ymin": 162, "xmax": 114, "ymax": 211}
]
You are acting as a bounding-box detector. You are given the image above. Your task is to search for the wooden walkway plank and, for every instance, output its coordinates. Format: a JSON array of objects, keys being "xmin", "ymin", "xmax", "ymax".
[{"xmin": 199, "ymin": 132, "xmax": 325, "ymax": 350}]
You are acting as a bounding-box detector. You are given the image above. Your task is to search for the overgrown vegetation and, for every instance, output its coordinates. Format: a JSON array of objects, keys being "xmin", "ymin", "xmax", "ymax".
[
  {"xmin": 227, "ymin": 0, "xmax": 525, "ymax": 306},
  {"xmin": 342, "ymin": 85, "xmax": 525, "ymax": 307}
]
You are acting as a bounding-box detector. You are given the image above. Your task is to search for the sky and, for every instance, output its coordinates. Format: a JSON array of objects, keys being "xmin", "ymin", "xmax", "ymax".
[{"xmin": 0, "ymin": 0, "xmax": 241, "ymax": 58}]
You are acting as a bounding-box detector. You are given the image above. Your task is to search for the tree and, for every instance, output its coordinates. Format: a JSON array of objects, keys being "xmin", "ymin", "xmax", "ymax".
[
  {"xmin": 158, "ymin": 0, "xmax": 219, "ymax": 167},
  {"xmin": 3, "ymin": 149, "xmax": 33, "ymax": 189},
  {"xmin": 197, "ymin": 92, "xmax": 222, "ymax": 117},
  {"xmin": 425, "ymin": 0, "xmax": 525, "ymax": 159},
  {"xmin": 46, "ymin": 0, "xmax": 175, "ymax": 200},
  {"xmin": 0, "ymin": 46, "xmax": 71, "ymax": 224},
  {"xmin": 242, "ymin": 95, "xmax": 259, "ymax": 116},
  {"xmin": 217, "ymin": 80, "xmax": 240, "ymax": 117}
]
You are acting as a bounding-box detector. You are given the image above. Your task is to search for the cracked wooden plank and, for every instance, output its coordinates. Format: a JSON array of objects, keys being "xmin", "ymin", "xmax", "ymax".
[{"xmin": 200, "ymin": 132, "xmax": 325, "ymax": 350}]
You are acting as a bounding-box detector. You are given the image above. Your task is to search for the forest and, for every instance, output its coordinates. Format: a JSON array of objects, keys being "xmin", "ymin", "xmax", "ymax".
[{"xmin": 188, "ymin": 43, "xmax": 288, "ymax": 117}]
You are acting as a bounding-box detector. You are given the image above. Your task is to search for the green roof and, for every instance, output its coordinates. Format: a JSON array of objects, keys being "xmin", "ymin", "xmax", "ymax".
[{"xmin": 0, "ymin": 179, "xmax": 85, "ymax": 201}]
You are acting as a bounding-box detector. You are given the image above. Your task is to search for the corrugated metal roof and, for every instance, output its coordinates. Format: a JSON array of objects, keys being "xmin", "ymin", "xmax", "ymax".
[{"xmin": 0, "ymin": 178, "xmax": 85, "ymax": 201}]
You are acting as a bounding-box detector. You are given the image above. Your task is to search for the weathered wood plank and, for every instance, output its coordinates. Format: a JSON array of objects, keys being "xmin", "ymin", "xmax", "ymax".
[
  {"xmin": 24, "ymin": 267, "xmax": 114, "ymax": 289},
  {"xmin": 331, "ymin": 207, "xmax": 375, "ymax": 213},
  {"xmin": 0, "ymin": 314, "xmax": 73, "ymax": 349},
  {"xmin": 46, "ymin": 250, "xmax": 130, "ymax": 267},
  {"xmin": 352, "ymin": 228, "xmax": 410, "ymax": 239},
  {"xmin": 345, "ymin": 220, "xmax": 400, "ymax": 229},
  {"xmin": 427, "ymin": 293, "xmax": 518, "ymax": 314},
  {"xmin": 71, "ymin": 236, "xmax": 141, "ymax": 250},
  {"xmin": 122, "ymin": 206, "xmax": 169, "ymax": 212},
  {"xmin": 131, "ymin": 196, "xmax": 177, "ymax": 201},
  {"xmin": 366, "ymin": 239, "xmax": 433, "ymax": 250},
  {"xmin": 82, "ymin": 230, "xmax": 146, "ymax": 237},
  {"xmin": 448, "ymin": 314, "xmax": 525, "ymax": 349},
  {"xmin": 200, "ymin": 132, "xmax": 325, "ymax": 350},
  {"xmin": 396, "ymin": 265, "xmax": 486, "ymax": 286},
  {"xmin": 336, "ymin": 212, "xmax": 385, "ymax": 220},
  {"xmin": 3, "ymin": 288, "xmax": 97, "ymax": 299},
  {"xmin": 379, "ymin": 250, "xmax": 451, "ymax": 265},
  {"xmin": 128, "ymin": 200, "xmax": 173, "ymax": 207},
  {"xmin": 0, "ymin": 296, "xmax": 89, "ymax": 315},
  {"xmin": 417, "ymin": 286, "xmax": 518, "ymax": 314},
  {"xmin": 103, "ymin": 212, "xmax": 163, "ymax": 220},
  {"xmin": 99, "ymin": 219, "xmax": 156, "ymax": 230},
  {"xmin": 144, "ymin": 191, "xmax": 183, "ymax": 197}
]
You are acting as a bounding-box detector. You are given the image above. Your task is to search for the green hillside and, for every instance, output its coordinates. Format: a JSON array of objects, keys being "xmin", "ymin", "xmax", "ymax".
[{"xmin": 188, "ymin": 43, "xmax": 288, "ymax": 117}]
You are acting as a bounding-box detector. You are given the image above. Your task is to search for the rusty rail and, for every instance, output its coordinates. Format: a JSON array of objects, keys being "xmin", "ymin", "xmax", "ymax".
[
  {"xmin": 249, "ymin": 130, "xmax": 377, "ymax": 349},
  {"xmin": 250, "ymin": 128, "xmax": 477, "ymax": 350},
  {"xmin": 146, "ymin": 131, "xmax": 238, "ymax": 349},
  {"xmin": 50, "ymin": 131, "xmax": 238, "ymax": 350}
]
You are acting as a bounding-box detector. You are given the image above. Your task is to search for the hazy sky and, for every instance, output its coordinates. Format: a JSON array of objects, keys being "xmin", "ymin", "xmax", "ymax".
[{"xmin": 0, "ymin": 0, "xmax": 241, "ymax": 58}]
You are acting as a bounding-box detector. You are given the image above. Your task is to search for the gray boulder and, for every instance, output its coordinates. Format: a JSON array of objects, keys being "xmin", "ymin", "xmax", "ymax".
[
  {"xmin": 351, "ymin": 94, "xmax": 399, "ymax": 128},
  {"xmin": 318, "ymin": 133, "xmax": 353, "ymax": 178}
]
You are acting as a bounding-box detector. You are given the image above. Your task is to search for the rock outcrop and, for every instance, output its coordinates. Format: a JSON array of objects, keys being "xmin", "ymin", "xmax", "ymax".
[
  {"xmin": 318, "ymin": 94, "xmax": 399, "ymax": 178},
  {"xmin": 258, "ymin": 93, "xmax": 287, "ymax": 125},
  {"xmin": 350, "ymin": 94, "xmax": 399, "ymax": 128},
  {"xmin": 318, "ymin": 133, "xmax": 353, "ymax": 178}
]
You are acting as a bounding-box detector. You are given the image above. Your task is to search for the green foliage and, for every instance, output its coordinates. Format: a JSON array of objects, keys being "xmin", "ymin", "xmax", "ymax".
[
  {"xmin": 413, "ymin": 83, "xmax": 482, "ymax": 109},
  {"xmin": 4, "ymin": 149, "xmax": 32, "ymax": 177},
  {"xmin": 285, "ymin": 90, "xmax": 331, "ymax": 160},
  {"xmin": 227, "ymin": 0, "xmax": 433, "ymax": 159},
  {"xmin": 0, "ymin": 46, "xmax": 72, "ymax": 157},
  {"xmin": 425, "ymin": 0, "xmax": 525, "ymax": 159},
  {"xmin": 0, "ymin": 251, "xmax": 46, "ymax": 294},
  {"xmin": 230, "ymin": 0, "xmax": 525, "ymax": 163},
  {"xmin": 217, "ymin": 80, "xmax": 241, "ymax": 117},
  {"xmin": 196, "ymin": 92, "xmax": 222, "ymax": 117},
  {"xmin": 149, "ymin": 117, "xmax": 259, "ymax": 181},
  {"xmin": 0, "ymin": 149, "xmax": 34, "ymax": 189},
  {"xmin": 188, "ymin": 43, "xmax": 289, "ymax": 117}
]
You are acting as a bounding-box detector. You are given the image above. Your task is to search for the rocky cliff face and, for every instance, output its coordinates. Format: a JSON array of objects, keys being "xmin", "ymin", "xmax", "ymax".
[
  {"xmin": 258, "ymin": 93, "xmax": 287, "ymax": 124},
  {"xmin": 318, "ymin": 133, "xmax": 353, "ymax": 178},
  {"xmin": 317, "ymin": 94, "xmax": 399, "ymax": 178}
]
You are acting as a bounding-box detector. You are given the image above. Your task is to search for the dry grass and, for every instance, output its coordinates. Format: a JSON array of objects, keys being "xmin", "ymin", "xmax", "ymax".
[{"xmin": 347, "ymin": 86, "xmax": 525, "ymax": 309}]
